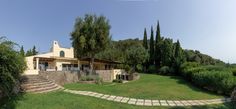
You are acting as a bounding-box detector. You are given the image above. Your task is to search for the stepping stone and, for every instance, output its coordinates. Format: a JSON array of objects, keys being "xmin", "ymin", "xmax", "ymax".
[
  {"xmin": 136, "ymin": 99, "xmax": 144, "ymax": 106},
  {"xmin": 94, "ymin": 94, "xmax": 104, "ymax": 98},
  {"xmin": 114, "ymin": 96, "xmax": 123, "ymax": 102},
  {"xmin": 107, "ymin": 95, "xmax": 116, "ymax": 101},
  {"xmin": 121, "ymin": 97, "xmax": 129, "ymax": 103},
  {"xmin": 173, "ymin": 100, "xmax": 184, "ymax": 106},
  {"xmin": 101, "ymin": 95, "xmax": 110, "ymax": 99},
  {"xmin": 152, "ymin": 100, "xmax": 160, "ymax": 106},
  {"xmin": 128, "ymin": 98, "xmax": 137, "ymax": 105},
  {"xmin": 144, "ymin": 100, "xmax": 152, "ymax": 106},
  {"xmin": 167, "ymin": 100, "xmax": 176, "ymax": 106},
  {"xmin": 188, "ymin": 100, "xmax": 199, "ymax": 106},
  {"xmin": 180, "ymin": 100, "xmax": 192, "ymax": 106},
  {"xmin": 160, "ymin": 100, "xmax": 168, "ymax": 106}
]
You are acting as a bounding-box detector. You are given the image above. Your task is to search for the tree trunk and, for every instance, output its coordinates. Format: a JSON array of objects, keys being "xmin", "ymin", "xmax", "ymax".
[{"xmin": 89, "ymin": 57, "xmax": 94, "ymax": 75}]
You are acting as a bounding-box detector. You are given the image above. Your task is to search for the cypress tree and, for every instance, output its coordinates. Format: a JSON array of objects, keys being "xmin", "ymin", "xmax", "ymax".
[
  {"xmin": 149, "ymin": 26, "xmax": 154, "ymax": 64},
  {"xmin": 173, "ymin": 40, "xmax": 185, "ymax": 74},
  {"xmin": 32, "ymin": 45, "xmax": 38, "ymax": 55},
  {"xmin": 155, "ymin": 21, "xmax": 162, "ymax": 66},
  {"xmin": 143, "ymin": 28, "xmax": 148, "ymax": 49},
  {"xmin": 20, "ymin": 45, "xmax": 25, "ymax": 56}
]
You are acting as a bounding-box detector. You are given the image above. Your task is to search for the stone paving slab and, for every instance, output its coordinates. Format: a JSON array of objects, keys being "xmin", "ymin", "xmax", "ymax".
[
  {"xmin": 100, "ymin": 94, "xmax": 110, "ymax": 99},
  {"xmin": 144, "ymin": 100, "xmax": 152, "ymax": 106},
  {"xmin": 121, "ymin": 97, "xmax": 129, "ymax": 103},
  {"xmin": 128, "ymin": 98, "xmax": 137, "ymax": 105},
  {"xmin": 64, "ymin": 89, "xmax": 231, "ymax": 107},
  {"xmin": 167, "ymin": 100, "xmax": 176, "ymax": 106},
  {"xmin": 160, "ymin": 100, "xmax": 168, "ymax": 106},
  {"xmin": 114, "ymin": 96, "xmax": 123, "ymax": 102},
  {"xmin": 107, "ymin": 95, "xmax": 116, "ymax": 101},
  {"xmin": 152, "ymin": 100, "xmax": 160, "ymax": 106}
]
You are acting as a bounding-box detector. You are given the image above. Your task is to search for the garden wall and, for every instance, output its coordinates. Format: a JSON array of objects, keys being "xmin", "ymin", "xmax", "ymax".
[{"xmin": 39, "ymin": 71, "xmax": 80, "ymax": 85}]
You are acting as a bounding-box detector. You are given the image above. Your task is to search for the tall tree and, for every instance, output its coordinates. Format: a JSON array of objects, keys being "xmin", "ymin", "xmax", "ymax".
[
  {"xmin": 172, "ymin": 40, "xmax": 185, "ymax": 74},
  {"xmin": 25, "ymin": 49, "xmax": 33, "ymax": 56},
  {"xmin": 143, "ymin": 28, "xmax": 148, "ymax": 49},
  {"xmin": 32, "ymin": 45, "xmax": 38, "ymax": 55},
  {"xmin": 161, "ymin": 38, "xmax": 174, "ymax": 67},
  {"xmin": 126, "ymin": 44, "xmax": 149, "ymax": 72},
  {"xmin": 149, "ymin": 26, "xmax": 155, "ymax": 64},
  {"xmin": 20, "ymin": 45, "xmax": 25, "ymax": 56},
  {"xmin": 71, "ymin": 14, "xmax": 111, "ymax": 74},
  {"xmin": 155, "ymin": 21, "xmax": 162, "ymax": 66}
]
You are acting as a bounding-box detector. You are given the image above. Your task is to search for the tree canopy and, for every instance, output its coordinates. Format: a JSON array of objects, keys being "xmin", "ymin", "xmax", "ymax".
[{"xmin": 0, "ymin": 37, "xmax": 26, "ymax": 97}]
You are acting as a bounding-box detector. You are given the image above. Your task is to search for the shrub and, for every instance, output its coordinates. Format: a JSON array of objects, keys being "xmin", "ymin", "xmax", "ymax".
[
  {"xmin": 112, "ymin": 79, "xmax": 123, "ymax": 83},
  {"xmin": 147, "ymin": 65, "xmax": 157, "ymax": 73},
  {"xmin": 231, "ymin": 68, "xmax": 236, "ymax": 76},
  {"xmin": 136, "ymin": 64, "xmax": 143, "ymax": 72},
  {"xmin": 203, "ymin": 65, "xmax": 228, "ymax": 71},
  {"xmin": 0, "ymin": 37, "xmax": 26, "ymax": 97},
  {"xmin": 192, "ymin": 70, "xmax": 236, "ymax": 95},
  {"xmin": 159, "ymin": 66, "xmax": 174, "ymax": 75}
]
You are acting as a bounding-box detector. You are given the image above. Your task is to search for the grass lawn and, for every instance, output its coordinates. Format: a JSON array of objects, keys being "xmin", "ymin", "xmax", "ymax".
[
  {"xmin": 0, "ymin": 91, "xmax": 233, "ymax": 109},
  {"xmin": 64, "ymin": 73, "xmax": 224, "ymax": 100}
]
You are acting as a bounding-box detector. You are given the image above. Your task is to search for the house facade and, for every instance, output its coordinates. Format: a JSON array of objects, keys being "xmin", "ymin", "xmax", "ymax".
[{"xmin": 24, "ymin": 41, "xmax": 125, "ymax": 81}]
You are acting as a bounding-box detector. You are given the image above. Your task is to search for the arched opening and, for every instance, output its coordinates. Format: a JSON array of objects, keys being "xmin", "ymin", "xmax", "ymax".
[{"xmin": 60, "ymin": 51, "xmax": 65, "ymax": 57}]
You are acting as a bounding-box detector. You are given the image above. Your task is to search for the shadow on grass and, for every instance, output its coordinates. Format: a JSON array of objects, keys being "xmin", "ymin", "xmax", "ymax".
[{"xmin": 0, "ymin": 92, "xmax": 25, "ymax": 109}]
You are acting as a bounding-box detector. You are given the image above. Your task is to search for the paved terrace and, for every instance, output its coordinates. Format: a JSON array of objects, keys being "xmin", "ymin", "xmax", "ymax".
[{"xmin": 63, "ymin": 89, "xmax": 231, "ymax": 107}]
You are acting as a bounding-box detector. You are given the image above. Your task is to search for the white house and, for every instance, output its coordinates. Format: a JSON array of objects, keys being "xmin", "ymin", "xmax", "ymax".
[{"xmin": 24, "ymin": 41, "xmax": 125, "ymax": 81}]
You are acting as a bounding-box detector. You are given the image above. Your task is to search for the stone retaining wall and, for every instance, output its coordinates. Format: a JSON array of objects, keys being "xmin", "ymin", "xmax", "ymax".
[{"xmin": 39, "ymin": 71, "xmax": 80, "ymax": 85}]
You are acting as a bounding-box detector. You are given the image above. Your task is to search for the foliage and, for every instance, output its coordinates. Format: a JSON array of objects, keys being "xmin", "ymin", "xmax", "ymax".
[
  {"xmin": 112, "ymin": 79, "xmax": 123, "ymax": 83},
  {"xmin": 19, "ymin": 46, "xmax": 25, "ymax": 56},
  {"xmin": 25, "ymin": 46, "xmax": 38, "ymax": 56},
  {"xmin": 0, "ymin": 37, "xmax": 26, "ymax": 97},
  {"xmin": 71, "ymin": 14, "xmax": 111, "ymax": 58},
  {"xmin": 147, "ymin": 65, "xmax": 157, "ymax": 73},
  {"xmin": 71, "ymin": 14, "xmax": 111, "ymax": 74},
  {"xmin": 154, "ymin": 21, "xmax": 162, "ymax": 66},
  {"xmin": 180, "ymin": 62, "xmax": 236, "ymax": 95},
  {"xmin": 184, "ymin": 50, "xmax": 225, "ymax": 65},
  {"xmin": 231, "ymin": 68, "xmax": 236, "ymax": 76},
  {"xmin": 149, "ymin": 26, "xmax": 155, "ymax": 64},
  {"xmin": 125, "ymin": 44, "xmax": 149, "ymax": 71},
  {"xmin": 142, "ymin": 28, "xmax": 148, "ymax": 49},
  {"xmin": 159, "ymin": 66, "xmax": 174, "ymax": 75}
]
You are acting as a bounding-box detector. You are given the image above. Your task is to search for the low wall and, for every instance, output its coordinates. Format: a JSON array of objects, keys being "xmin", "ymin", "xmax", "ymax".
[
  {"xmin": 39, "ymin": 71, "xmax": 80, "ymax": 85},
  {"xmin": 95, "ymin": 70, "xmax": 112, "ymax": 82}
]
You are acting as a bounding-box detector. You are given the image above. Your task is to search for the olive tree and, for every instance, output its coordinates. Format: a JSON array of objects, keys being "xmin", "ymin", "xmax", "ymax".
[{"xmin": 71, "ymin": 14, "xmax": 111, "ymax": 74}]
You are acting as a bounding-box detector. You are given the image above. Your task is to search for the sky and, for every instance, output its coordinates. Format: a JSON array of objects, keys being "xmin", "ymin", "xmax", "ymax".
[{"xmin": 0, "ymin": 0, "xmax": 236, "ymax": 63}]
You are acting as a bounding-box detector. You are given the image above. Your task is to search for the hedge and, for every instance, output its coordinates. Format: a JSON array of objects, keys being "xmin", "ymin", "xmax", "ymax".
[{"xmin": 180, "ymin": 62, "xmax": 236, "ymax": 95}]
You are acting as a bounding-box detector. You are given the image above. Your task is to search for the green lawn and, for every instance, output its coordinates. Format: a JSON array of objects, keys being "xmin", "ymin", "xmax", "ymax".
[
  {"xmin": 64, "ymin": 73, "xmax": 224, "ymax": 100},
  {"xmin": 0, "ymin": 91, "xmax": 233, "ymax": 109}
]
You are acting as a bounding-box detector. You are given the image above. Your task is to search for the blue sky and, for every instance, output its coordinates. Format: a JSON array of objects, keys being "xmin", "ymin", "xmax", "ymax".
[{"xmin": 0, "ymin": 0, "xmax": 236, "ymax": 63}]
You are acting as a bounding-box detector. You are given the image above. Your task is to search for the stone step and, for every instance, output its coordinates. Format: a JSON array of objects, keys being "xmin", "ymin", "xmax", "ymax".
[
  {"xmin": 21, "ymin": 79, "xmax": 50, "ymax": 84},
  {"xmin": 36, "ymin": 86, "xmax": 63, "ymax": 93},
  {"xmin": 21, "ymin": 75, "xmax": 61, "ymax": 93},
  {"xmin": 22, "ymin": 82, "xmax": 56, "ymax": 90},
  {"xmin": 26, "ymin": 84, "xmax": 59, "ymax": 93},
  {"xmin": 21, "ymin": 81, "xmax": 54, "ymax": 87}
]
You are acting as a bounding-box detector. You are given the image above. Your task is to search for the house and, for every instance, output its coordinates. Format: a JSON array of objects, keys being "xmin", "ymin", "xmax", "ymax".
[{"xmin": 24, "ymin": 41, "xmax": 125, "ymax": 82}]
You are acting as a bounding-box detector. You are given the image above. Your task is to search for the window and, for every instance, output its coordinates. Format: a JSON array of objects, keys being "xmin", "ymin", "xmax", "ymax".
[{"xmin": 60, "ymin": 51, "xmax": 65, "ymax": 57}]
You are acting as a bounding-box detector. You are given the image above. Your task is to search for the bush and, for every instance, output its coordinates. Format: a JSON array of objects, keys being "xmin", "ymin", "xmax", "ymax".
[
  {"xmin": 0, "ymin": 37, "xmax": 26, "ymax": 97},
  {"xmin": 112, "ymin": 79, "xmax": 123, "ymax": 83},
  {"xmin": 203, "ymin": 65, "xmax": 228, "ymax": 71},
  {"xmin": 147, "ymin": 65, "xmax": 157, "ymax": 73},
  {"xmin": 136, "ymin": 64, "xmax": 143, "ymax": 72},
  {"xmin": 231, "ymin": 68, "xmax": 236, "ymax": 76},
  {"xmin": 192, "ymin": 70, "xmax": 236, "ymax": 95},
  {"xmin": 159, "ymin": 66, "xmax": 174, "ymax": 75}
]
